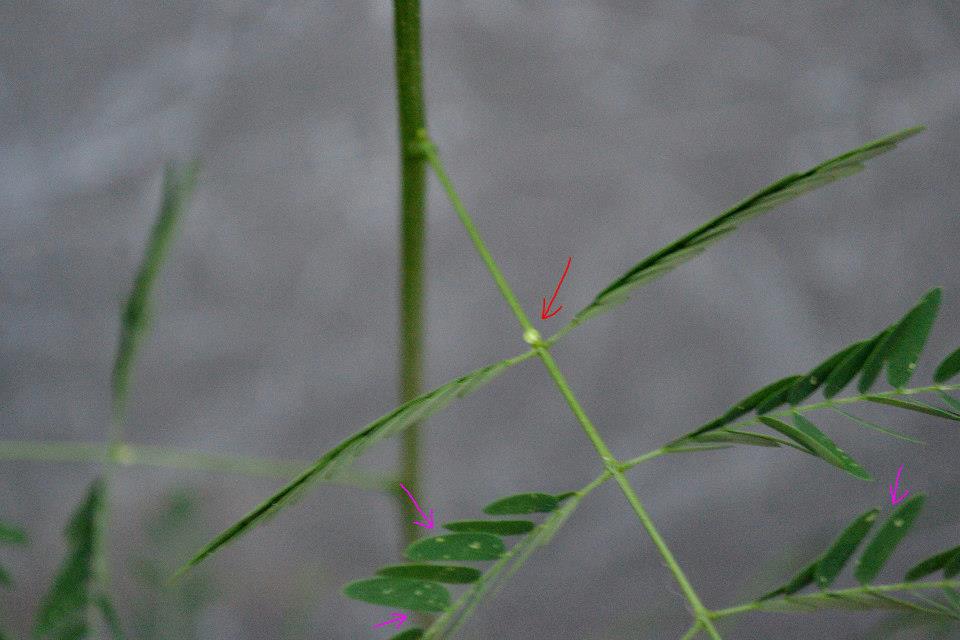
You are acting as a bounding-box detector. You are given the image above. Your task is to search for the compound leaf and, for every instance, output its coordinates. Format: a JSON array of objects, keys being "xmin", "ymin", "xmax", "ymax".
[{"xmin": 179, "ymin": 356, "xmax": 523, "ymax": 574}]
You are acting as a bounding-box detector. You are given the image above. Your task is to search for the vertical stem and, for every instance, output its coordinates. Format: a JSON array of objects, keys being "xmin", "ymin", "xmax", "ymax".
[{"xmin": 393, "ymin": 0, "xmax": 429, "ymax": 551}]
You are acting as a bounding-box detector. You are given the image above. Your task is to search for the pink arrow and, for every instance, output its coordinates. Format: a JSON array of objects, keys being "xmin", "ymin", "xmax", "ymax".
[
  {"xmin": 399, "ymin": 482, "xmax": 435, "ymax": 529},
  {"xmin": 373, "ymin": 612, "xmax": 408, "ymax": 630},
  {"xmin": 889, "ymin": 464, "xmax": 910, "ymax": 505}
]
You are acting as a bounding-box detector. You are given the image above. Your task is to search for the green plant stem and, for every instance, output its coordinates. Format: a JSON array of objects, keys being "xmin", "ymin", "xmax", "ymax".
[
  {"xmin": 421, "ymin": 134, "xmax": 723, "ymax": 639},
  {"xmin": 710, "ymin": 580, "xmax": 960, "ymax": 620},
  {"xmin": 394, "ymin": 0, "xmax": 430, "ymax": 554},
  {"xmin": 680, "ymin": 622, "xmax": 703, "ymax": 640},
  {"xmin": 0, "ymin": 440, "xmax": 392, "ymax": 489}
]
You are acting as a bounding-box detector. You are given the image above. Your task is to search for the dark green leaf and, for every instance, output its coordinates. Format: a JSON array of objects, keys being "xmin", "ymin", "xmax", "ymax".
[
  {"xmin": 905, "ymin": 546, "xmax": 960, "ymax": 581},
  {"xmin": 377, "ymin": 564, "xmax": 481, "ymax": 584},
  {"xmin": 885, "ymin": 288, "xmax": 941, "ymax": 388},
  {"xmin": 758, "ymin": 415, "xmax": 871, "ymax": 480},
  {"xmin": 824, "ymin": 335, "xmax": 883, "ymax": 398},
  {"xmin": 444, "ymin": 520, "xmax": 535, "ymax": 536},
  {"xmin": 405, "ymin": 533, "xmax": 505, "ymax": 562},
  {"xmin": 856, "ymin": 494, "xmax": 926, "ymax": 584},
  {"xmin": 760, "ymin": 560, "xmax": 818, "ymax": 600},
  {"xmin": 935, "ymin": 348, "xmax": 960, "ymax": 383},
  {"xmin": 178, "ymin": 356, "xmax": 522, "ymax": 574},
  {"xmin": 0, "ymin": 522, "xmax": 27, "ymax": 545},
  {"xmin": 815, "ymin": 508, "xmax": 881, "ymax": 588},
  {"xmin": 343, "ymin": 577, "xmax": 449, "ymax": 613},
  {"xmin": 754, "ymin": 377, "xmax": 805, "ymax": 415},
  {"xmin": 0, "ymin": 564, "xmax": 10, "ymax": 588},
  {"xmin": 788, "ymin": 342, "xmax": 865, "ymax": 405},
  {"xmin": 829, "ymin": 408, "xmax": 923, "ymax": 444},
  {"xmin": 687, "ymin": 376, "xmax": 804, "ymax": 438},
  {"xmin": 389, "ymin": 631, "xmax": 423, "ymax": 640},
  {"xmin": 564, "ymin": 127, "xmax": 923, "ymax": 329},
  {"xmin": 865, "ymin": 396, "xmax": 960, "ymax": 422},
  {"xmin": 482, "ymin": 493, "xmax": 559, "ymax": 515},
  {"xmin": 688, "ymin": 430, "xmax": 785, "ymax": 448},
  {"xmin": 859, "ymin": 327, "xmax": 896, "ymax": 393},
  {"xmin": 34, "ymin": 479, "xmax": 105, "ymax": 640}
]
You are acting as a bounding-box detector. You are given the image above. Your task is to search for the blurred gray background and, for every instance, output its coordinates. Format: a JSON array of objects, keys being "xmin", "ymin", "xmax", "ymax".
[{"xmin": 3, "ymin": 1, "xmax": 960, "ymax": 638}]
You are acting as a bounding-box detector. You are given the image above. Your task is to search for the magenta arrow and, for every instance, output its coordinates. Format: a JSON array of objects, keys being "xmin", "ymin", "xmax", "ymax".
[
  {"xmin": 889, "ymin": 464, "xmax": 910, "ymax": 505},
  {"xmin": 399, "ymin": 482, "xmax": 435, "ymax": 529},
  {"xmin": 373, "ymin": 612, "xmax": 408, "ymax": 630}
]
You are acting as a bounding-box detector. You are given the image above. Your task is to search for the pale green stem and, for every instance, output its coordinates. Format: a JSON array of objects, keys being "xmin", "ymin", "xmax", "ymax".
[
  {"xmin": 717, "ymin": 383, "xmax": 960, "ymax": 434},
  {"xmin": 680, "ymin": 622, "xmax": 703, "ymax": 640},
  {"xmin": 710, "ymin": 580, "xmax": 960, "ymax": 620},
  {"xmin": 394, "ymin": 0, "xmax": 430, "ymax": 555},
  {"xmin": 421, "ymin": 134, "xmax": 722, "ymax": 638}
]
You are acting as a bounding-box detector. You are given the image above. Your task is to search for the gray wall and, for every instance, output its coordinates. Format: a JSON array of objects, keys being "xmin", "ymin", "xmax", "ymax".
[{"xmin": 3, "ymin": 1, "xmax": 960, "ymax": 638}]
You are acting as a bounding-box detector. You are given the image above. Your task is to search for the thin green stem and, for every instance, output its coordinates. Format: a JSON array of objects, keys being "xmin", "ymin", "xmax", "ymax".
[
  {"xmin": 419, "ymin": 133, "xmax": 536, "ymax": 334},
  {"xmin": 710, "ymin": 580, "xmax": 960, "ymax": 621},
  {"xmin": 422, "ymin": 135, "xmax": 722, "ymax": 638},
  {"xmin": 680, "ymin": 622, "xmax": 702, "ymax": 640},
  {"xmin": 708, "ymin": 383, "xmax": 960, "ymax": 435},
  {"xmin": 394, "ymin": 0, "xmax": 430, "ymax": 553}
]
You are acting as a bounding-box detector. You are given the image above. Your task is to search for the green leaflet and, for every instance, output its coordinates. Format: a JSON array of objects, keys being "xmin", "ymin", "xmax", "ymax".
[
  {"xmin": 905, "ymin": 546, "xmax": 960, "ymax": 581},
  {"xmin": 753, "ymin": 377, "xmax": 803, "ymax": 415},
  {"xmin": 0, "ymin": 522, "xmax": 27, "ymax": 545},
  {"xmin": 422, "ymin": 491, "xmax": 584, "ymax": 639},
  {"xmin": 685, "ymin": 430, "xmax": 785, "ymax": 448},
  {"xmin": 856, "ymin": 494, "xmax": 926, "ymax": 584},
  {"xmin": 760, "ymin": 560, "xmax": 818, "ymax": 601},
  {"xmin": 865, "ymin": 396, "xmax": 960, "ymax": 422},
  {"xmin": 178, "ymin": 355, "xmax": 525, "ymax": 574},
  {"xmin": 935, "ymin": 347, "xmax": 960, "ymax": 383},
  {"xmin": 34, "ymin": 479, "xmax": 117, "ymax": 640},
  {"xmin": 389, "ymin": 631, "xmax": 423, "ymax": 640},
  {"xmin": 112, "ymin": 161, "xmax": 200, "ymax": 419},
  {"xmin": 343, "ymin": 577, "xmax": 450, "ymax": 613},
  {"xmin": 788, "ymin": 342, "xmax": 865, "ymax": 405},
  {"xmin": 376, "ymin": 564, "xmax": 482, "ymax": 584},
  {"xmin": 859, "ymin": 327, "xmax": 896, "ymax": 393},
  {"xmin": 815, "ymin": 508, "xmax": 881, "ymax": 588},
  {"xmin": 0, "ymin": 565, "xmax": 10, "ymax": 588},
  {"xmin": 560, "ymin": 127, "xmax": 923, "ymax": 331},
  {"xmin": 828, "ymin": 408, "xmax": 923, "ymax": 444},
  {"xmin": 482, "ymin": 493, "xmax": 560, "ymax": 515},
  {"xmin": 443, "ymin": 520, "xmax": 535, "ymax": 536},
  {"xmin": 945, "ymin": 553, "xmax": 960, "ymax": 579},
  {"xmin": 405, "ymin": 533, "xmax": 505, "ymax": 562},
  {"xmin": 687, "ymin": 375, "xmax": 804, "ymax": 438},
  {"xmin": 885, "ymin": 288, "xmax": 942, "ymax": 389},
  {"xmin": 758, "ymin": 415, "xmax": 871, "ymax": 480},
  {"xmin": 824, "ymin": 334, "xmax": 883, "ymax": 398}
]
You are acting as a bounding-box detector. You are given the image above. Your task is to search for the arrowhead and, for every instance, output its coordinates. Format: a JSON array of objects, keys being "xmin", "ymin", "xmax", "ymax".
[
  {"xmin": 541, "ymin": 297, "xmax": 562, "ymax": 320},
  {"xmin": 890, "ymin": 485, "xmax": 909, "ymax": 505},
  {"xmin": 414, "ymin": 508, "xmax": 435, "ymax": 529},
  {"xmin": 390, "ymin": 612, "xmax": 408, "ymax": 629}
]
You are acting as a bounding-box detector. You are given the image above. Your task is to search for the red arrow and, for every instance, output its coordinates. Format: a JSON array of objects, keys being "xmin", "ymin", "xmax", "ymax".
[
  {"xmin": 889, "ymin": 464, "xmax": 910, "ymax": 505},
  {"xmin": 541, "ymin": 256, "xmax": 572, "ymax": 320},
  {"xmin": 373, "ymin": 612, "xmax": 408, "ymax": 630}
]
